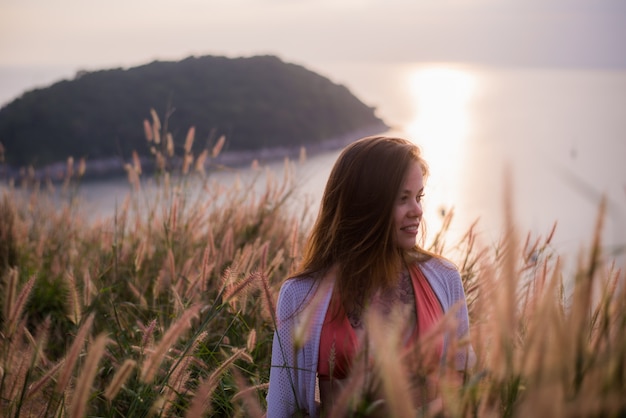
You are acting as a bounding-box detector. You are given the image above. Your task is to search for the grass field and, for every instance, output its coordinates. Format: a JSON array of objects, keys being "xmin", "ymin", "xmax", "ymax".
[{"xmin": 1, "ymin": 116, "xmax": 624, "ymax": 417}]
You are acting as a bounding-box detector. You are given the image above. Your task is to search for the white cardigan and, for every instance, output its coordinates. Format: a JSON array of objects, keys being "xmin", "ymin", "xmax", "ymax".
[{"xmin": 266, "ymin": 257, "xmax": 475, "ymax": 418}]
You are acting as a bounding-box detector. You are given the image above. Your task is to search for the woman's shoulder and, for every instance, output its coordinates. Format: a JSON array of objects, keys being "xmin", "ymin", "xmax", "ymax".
[
  {"xmin": 420, "ymin": 255, "xmax": 459, "ymax": 274},
  {"xmin": 280, "ymin": 274, "xmax": 317, "ymax": 291},
  {"xmin": 417, "ymin": 256, "xmax": 462, "ymax": 290}
]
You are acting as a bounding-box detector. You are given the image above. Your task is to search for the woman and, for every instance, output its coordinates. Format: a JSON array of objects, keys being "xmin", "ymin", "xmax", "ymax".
[{"xmin": 266, "ymin": 136, "xmax": 474, "ymax": 417}]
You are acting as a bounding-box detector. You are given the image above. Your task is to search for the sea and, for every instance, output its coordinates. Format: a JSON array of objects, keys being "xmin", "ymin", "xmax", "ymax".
[{"xmin": 2, "ymin": 62, "xmax": 626, "ymax": 273}]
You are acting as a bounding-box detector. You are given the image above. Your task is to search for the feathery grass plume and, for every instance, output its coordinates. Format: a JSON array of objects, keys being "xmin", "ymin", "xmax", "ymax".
[
  {"xmin": 155, "ymin": 252, "xmax": 174, "ymax": 299},
  {"xmin": 324, "ymin": 359, "xmax": 370, "ymax": 418},
  {"xmin": 259, "ymin": 271, "xmax": 278, "ymax": 323},
  {"xmin": 140, "ymin": 318, "xmax": 158, "ymax": 349},
  {"xmin": 299, "ymin": 146, "xmax": 307, "ymax": 164},
  {"xmin": 2, "ymin": 317, "xmax": 32, "ymax": 404},
  {"xmin": 198, "ymin": 244, "xmax": 212, "ymax": 293},
  {"xmin": 150, "ymin": 108, "xmax": 161, "ymax": 144},
  {"xmin": 64, "ymin": 271, "xmax": 81, "ymax": 325},
  {"xmin": 232, "ymin": 369, "xmax": 265, "ymax": 418},
  {"xmin": 184, "ymin": 126, "xmax": 195, "ymax": 154},
  {"xmin": 170, "ymin": 197, "xmax": 179, "ymax": 232},
  {"xmin": 182, "ymin": 153, "xmax": 193, "ymax": 175},
  {"xmin": 289, "ymin": 220, "xmax": 299, "ymax": 260},
  {"xmin": 222, "ymin": 272, "xmax": 260, "ymax": 310},
  {"xmin": 212, "ymin": 134, "xmax": 226, "ymax": 158},
  {"xmin": 26, "ymin": 359, "xmax": 65, "ymax": 400},
  {"xmin": 127, "ymin": 282, "xmax": 148, "ymax": 308},
  {"xmin": 195, "ymin": 148, "xmax": 208, "ymax": 175},
  {"xmin": 520, "ymin": 258, "xmax": 564, "ymax": 381},
  {"xmin": 23, "ymin": 315, "xmax": 52, "ymax": 368},
  {"xmin": 166, "ymin": 132, "xmax": 174, "ymax": 157},
  {"xmin": 156, "ymin": 150, "xmax": 166, "ymax": 171},
  {"xmin": 70, "ymin": 333, "xmax": 109, "ymax": 418},
  {"xmin": 103, "ymin": 359, "xmax": 136, "ymax": 401},
  {"xmin": 6, "ymin": 273, "xmax": 35, "ymax": 338},
  {"xmin": 124, "ymin": 163, "xmax": 141, "ymax": 192},
  {"xmin": 562, "ymin": 199, "xmax": 606, "ymax": 400},
  {"xmin": 221, "ymin": 227, "xmax": 235, "ymax": 264},
  {"xmin": 161, "ymin": 331, "xmax": 207, "ymax": 416},
  {"xmin": 140, "ymin": 304, "xmax": 200, "ymax": 383},
  {"xmin": 66, "ymin": 156, "xmax": 74, "ymax": 179},
  {"xmin": 246, "ymin": 329, "xmax": 257, "ymax": 353},
  {"xmin": 143, "ymin": 119, "xmax": 153, "ymax": 142},
  {"xmin": 77, "ymin": 157, "xmax": 86, "ymax": 178},
  {"xmin": 293, "ymin": 278, "xmax": 332, "ymax": 351},
  {"xmin": 429, "ymin": 207, "xmax": 455, "ymax": 255},
  {"xmin": 134, "ymin": 239, "xmax": 146, "ymax": 272},
  {"xmin": 56, "ymin": 313, "xmax": 95, "ymax": 393},
  {"xmin": 365, "ymin": 307, "xmax": 415, "ymax": 418},
  {"xmin": 132, "ymin": 150, "xmax": 142, "ymax": 175},
  {"xmin": 488, "ymin": 167, "xmax": 521, "ymax": 384},
  {"xmin": 171, "ymin": 287, "xmax": 185, "ymax": 317},
  {"xmin": 2, "ymin": 267, "xmax": 19, "ymax": 334},
  {"xmin": 232, "ymin": 382, "xmax": 269, "ymax": 403},
  {"xmin": 185, "ymin": 348, "xmax": 249, "ymax": 417}
]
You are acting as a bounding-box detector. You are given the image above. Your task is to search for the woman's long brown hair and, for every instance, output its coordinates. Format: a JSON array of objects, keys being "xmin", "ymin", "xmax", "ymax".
[{"xmin": 296, "ymin": 136, "xmax": 431, "ymax": 314}]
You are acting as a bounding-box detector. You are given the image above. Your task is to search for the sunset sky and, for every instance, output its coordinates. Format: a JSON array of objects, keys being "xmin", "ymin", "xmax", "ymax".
[{"xmin": 1, "ymin": 0, "xmax": 625, "ymax": 105}]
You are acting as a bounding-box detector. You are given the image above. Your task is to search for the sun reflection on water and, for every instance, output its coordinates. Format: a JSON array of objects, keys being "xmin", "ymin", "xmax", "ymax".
[{"xmin": 402, "ymin": 65, "xmax": 479, "ymax": 244}]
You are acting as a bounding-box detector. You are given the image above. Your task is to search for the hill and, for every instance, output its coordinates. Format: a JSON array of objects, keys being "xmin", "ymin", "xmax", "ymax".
[{"xmin": 0, "ymin": 55, "xmax": 387, "ymax": 171}]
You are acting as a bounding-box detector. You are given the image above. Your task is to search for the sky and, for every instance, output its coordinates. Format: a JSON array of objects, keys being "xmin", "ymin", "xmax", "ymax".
[{"xmin": 1, "ymin": 0, "xmax": 625, "ymax": 105}]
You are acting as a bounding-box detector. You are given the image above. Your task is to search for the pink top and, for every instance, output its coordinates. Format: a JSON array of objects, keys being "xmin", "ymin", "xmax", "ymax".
[{"xmin": 317, "ymin": 264, "xmax": 444, "ymax": 379}]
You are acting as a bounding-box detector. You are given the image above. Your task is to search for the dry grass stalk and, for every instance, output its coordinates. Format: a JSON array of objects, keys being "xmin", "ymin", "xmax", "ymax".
[
  {"xmin": 2, "ymin": 267, "xmax": 18, "ymax": 328},
  {"xmin": 23, "ymin": 316, "xmax": 52, "ymax": 369},
  {"xmin": 127, "ymin": 281, "xmax": 148, "ymax": 308},
  {"xmin": 150, "ymin": 108, "xmax": 161, "ymax": 144},
  {"xmin": 292, "ymin": 277, "xmax": 332, "ymax": 351},
  {"xmin": 132, "ymin": 150, "xmax": 142, "ymax": 175},
  {"xmin": 222, "ymin": 272, "xmax": 260, "ymax": 310},
  {"xmin": 103, "ymin": 359, "xmax": 136, "ymax": 401},
  {"xmin": 232, "ymin": 369, "xmax": 265, "ymax": 418},
  {"xmin": 56, "ymin": 313, "xmax": 95, "ymax": 393},
  {"xmin": 2, "ymin": 317, "xmax": 32, "ymax": 405},
  {"xmin": 166, "ymin": 133, "xmax": 174, "ymax": 157},
  {"xmin": 64, "ymin": 271, "xmax": 81, "ymax": 325},
  {"xmin": 195, "ymin": 149, "xmax": 209, "ymax": 175},
  {"xmin": 185, "ymin": 348, "xmax": 249, "ymax": 417},
  {"xmin": 182, "ymin": 153, "xmax": 194, "ymax": 175},
  {"xmin": 26, "ymin": 359, "xmax": 65, "ymax": 400},
  {"xmin": 212, "ymin": 135, "xmax": 226, "ymax": 158},
  {"xmin": 70, "ymin": 333, "xmax": 110, "ymax": 418},
  {"xmin": 184, "ymin": 126, "xmax": 195, "ymax": 154},
  {"xmin": 246, "ymin": 329, "xmax": 257, "ymax": 353},
  {"xmin": 82, "ymin": 267, "xmax": 95, "ymax": 307},
  {"xmin": 161, "ymin": 332, "xmax": 207, "ymax": 416},
  {"xmin": 77, "ymin": 157, "xmax": 86, "ymax": 177},
  {"xmin": 143, "ymin": 119, "xmax": 153, "ymax": 142},
  {"xmin": 140, "ymin": 304, "xmax": 200, "ymax": 383},
  {"xmin": 124, "ymin": 164, "xmax": 141, "ymax": 192},
  {"xmin": 5, "ymin": 271, "xmax": 35, "ymax": 338},
  {"xmin": 366, "ymin": 308, "xmax": 416, "ymax": 418}
]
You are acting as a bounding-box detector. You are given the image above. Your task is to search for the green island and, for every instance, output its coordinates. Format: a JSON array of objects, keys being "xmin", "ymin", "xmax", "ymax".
[{"xmin": 0, "ymin": 55, "xmax": 387, "ymax": 178}]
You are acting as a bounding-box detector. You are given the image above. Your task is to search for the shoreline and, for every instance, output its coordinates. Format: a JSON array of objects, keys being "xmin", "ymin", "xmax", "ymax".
[{"xmin": 0, "ymin": 122, "xmax": 389, "ymax": 183}]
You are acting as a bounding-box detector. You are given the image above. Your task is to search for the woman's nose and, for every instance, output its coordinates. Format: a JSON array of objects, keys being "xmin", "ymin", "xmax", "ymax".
[{"xmin": 409, "ymin": 201, "xmax": 423, "ymax": 217}]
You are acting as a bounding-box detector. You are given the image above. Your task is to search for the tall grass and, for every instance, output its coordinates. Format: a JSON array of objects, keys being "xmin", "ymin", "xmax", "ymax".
[{"xmin": 0, "ymin": 115, "xmax": 624, "ymax": 417}]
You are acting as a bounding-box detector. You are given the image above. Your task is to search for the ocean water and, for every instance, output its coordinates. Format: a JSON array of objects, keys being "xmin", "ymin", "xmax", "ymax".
[{"xmin": 3, "ymin": 63, "xmax": 626, "ymax": 270}]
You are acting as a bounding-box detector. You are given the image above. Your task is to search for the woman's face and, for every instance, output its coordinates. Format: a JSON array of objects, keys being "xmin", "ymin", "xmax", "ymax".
[{"xmin": 393, "ymin": 160, "xmax": 424, "ymax": 250}]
